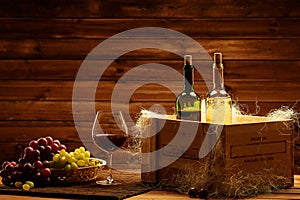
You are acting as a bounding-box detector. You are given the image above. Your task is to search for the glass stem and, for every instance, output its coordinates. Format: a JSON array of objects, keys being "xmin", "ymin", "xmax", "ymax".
[
  {"xmin": 109, "ymin": 152, "xmax": 113, "ymax": 176},
  {"xmin": 107, "ymin": 152, "xmax": 114, "ymax": 184}
]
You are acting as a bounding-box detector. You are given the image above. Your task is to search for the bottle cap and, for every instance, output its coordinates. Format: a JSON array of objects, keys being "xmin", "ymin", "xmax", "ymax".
[
  {"xmin": 184, "ymin": 55, "xmax": 192, "ymax": 65},
  {"xmin": 214, "ymin": 52, "xmax": 222, "ymax": 64}
]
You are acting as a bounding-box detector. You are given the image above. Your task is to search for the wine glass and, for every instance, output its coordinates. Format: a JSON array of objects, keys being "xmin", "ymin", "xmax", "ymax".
[{"xmin": 92, "ymin": 111, "xmax": 128, "ymax": 185}]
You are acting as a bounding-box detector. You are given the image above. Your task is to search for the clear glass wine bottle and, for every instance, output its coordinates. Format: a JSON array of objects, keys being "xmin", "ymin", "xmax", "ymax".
[{"xmin": 206, "ymin": 52, "xmax": 232, "ymax": 124}]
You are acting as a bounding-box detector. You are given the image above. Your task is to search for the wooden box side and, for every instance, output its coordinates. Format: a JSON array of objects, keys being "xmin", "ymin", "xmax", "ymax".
[
  {"xmin": 224, "ymin": 120, "xmax": 294, "ymax": 185},
  {"xmin": 141, "ymin": 118, "xmax": 206, "ymax": 183},
  {"xmin": 153, "ymin": 119, "xmax": 215, "ymax": 183},
  {"xmin": 141, "ymin": 117, "xmax": 294, "ymax": 187}
]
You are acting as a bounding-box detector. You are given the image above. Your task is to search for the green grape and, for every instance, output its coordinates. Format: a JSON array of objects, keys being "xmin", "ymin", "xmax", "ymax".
[
  {"xmin": 25, "ymin": 181, "xmax": 34, "ymax": 189},
  {"xmin": 66, "ymin": 154, "xmax": 73, "ymax": 163},
  {"xmin": 77, "ymin": 159, "xmax": 85, "ymax": 167},
  {"xmin": 53, "ymin": 154, "xmax": 60, "ymax": 162},
  {"xmin": 73, "ymin": 152, "xmax": 79, "ymax": 159},
  {"xmin": 60, "ymin": 156, "xmax": 67, "ymax": 164},
  {"xmin": 71, "ymin": 157, "xmax": 77, "ymax": 163},
  {"xmin": 79, "ymin": 146, "xmax": 85, "ymax": 153},
  {"xmin": 75, "ymin": 148, "xmax": 80, "ymax": 154},
  {"xmin": 77, "ymin": 153, "xmax": 84, "ymax": 160},
  {"xmin": 89, "ymin": 160, "xmax": 96, "ymax": 166},
  {"xmin": 84, "ymin": 157, "xmax": 89, "ymax": 164},
  {"xmin": 84, "ymin": 151, "xmax": 90, "ymax": 158},
  {"xmin": 55, "ymin": 161, "xmax": 65, "ymax": 168},
  {"xmin": 64, "ymin": 164, "xmax": 72, "ymax": 172},
  {"xmin": 71, "ymin": 162, "xmax": 78, "ymax": 171},
  {"xmin": 15, "ymin": 182, "xmax": 23, "ymax": 188},
  {"xmin": 22, "ymin": 183, "xmax": 31, "ymax": 191},
  {"xmin": 59, "ymin": 149, "xmax": 67, "ymax": 156}
]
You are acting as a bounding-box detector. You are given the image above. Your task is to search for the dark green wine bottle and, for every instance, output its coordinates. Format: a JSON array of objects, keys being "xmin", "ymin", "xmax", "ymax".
[{"xmin": 176, "ymin": 55, "xmax": 201, "ymax": 121}]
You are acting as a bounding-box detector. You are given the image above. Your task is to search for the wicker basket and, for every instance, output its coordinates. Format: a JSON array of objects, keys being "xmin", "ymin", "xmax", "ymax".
[{"xmin": 51, "ymin": 158, "xmax": 106, "ymax": 183}]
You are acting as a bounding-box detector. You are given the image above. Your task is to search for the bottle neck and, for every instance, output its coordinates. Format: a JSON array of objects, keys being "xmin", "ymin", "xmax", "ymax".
[
  {"xmin": 184, "ymin": 66, "xmax": 194, "ymax": 91},
  {"xmin": 213, "ymin": 63, "xmax": 225, "ymax": 90}
]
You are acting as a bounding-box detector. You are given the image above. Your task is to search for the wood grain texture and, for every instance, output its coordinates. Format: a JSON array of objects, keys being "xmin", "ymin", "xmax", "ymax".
[
  {"xmin": 0, "ymin": 0, "xmax": 299, "ymax": 18},
  {"xmin": 0, "ymin": 60, "xmax": 299, "ymax": 81},
  {"xmin": 1, "ymin": 18, "xmax": 300, "ymax": 39},
  {"xmin": 0, "ymin": 175, "xmax": 300, "ymax": 200},
  {"xmin": 0, "ymin": 80, "xmax": 299, "ymax": 102},
  {"xmin": 0, "ymin": 0, "xmax": 299, "ymax": 166},
  {"xmin": 0, "ymin": 39, "xmax": 300, "ymax": 60},
  {"xmin": 0, "ymin": 101, "xmax": 296, "ymax": 121}
]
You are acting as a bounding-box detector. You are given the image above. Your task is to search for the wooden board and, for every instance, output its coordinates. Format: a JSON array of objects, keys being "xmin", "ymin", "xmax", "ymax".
[
  {"xmin": 0, "ymin": 0, "xmax": 299, "ymax": 169},
  {"xmin": 1, "ymin": 174, "xmax": 300, "ymax": 200},
  {"xmin": 0, "ymin": 60, "xmax": 299, "ymax": 80},
  {"xmin": 1, "ymin": 18, "xmax": 300, "ymax": 39},
  {"xmin": 0, "ymin": 39, "xmax": 300, "ymax": 60},
  {"xmin": 0, "ymin": 0, "xmax": 299, "ymax": 18}
]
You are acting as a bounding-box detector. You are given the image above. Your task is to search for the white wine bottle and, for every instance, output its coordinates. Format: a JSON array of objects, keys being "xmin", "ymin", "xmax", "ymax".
[
  {"xmin": 176, "ymin": 55, "xmax": 201, "ymax": 121},
  {"xmin": 206, "ymin": 52, "xmax": 232, "ymax": 124}
]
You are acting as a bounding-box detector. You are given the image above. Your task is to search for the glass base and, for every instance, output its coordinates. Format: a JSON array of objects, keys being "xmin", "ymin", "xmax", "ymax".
[{"xmin": 96, "ymin": 180, "xmax": 122, "ymax": 186}]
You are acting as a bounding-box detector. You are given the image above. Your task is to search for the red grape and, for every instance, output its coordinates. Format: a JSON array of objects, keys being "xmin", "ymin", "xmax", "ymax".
[
  {"xmin": 59, "ymin": 144, "xmax": 67, "ymax": 150},
  {"xmin": 49, "ymin": 152, "xmax": 55, "ymax": 159},
  {"xmin": 53, "ymin": 139, "xmax": 60, "ymax": 145},
  {"xmin": 51, "ymin": 143, "xmax": 59, "ymax": 152},
  {"xmin": 32, "ymin": 149, "xmax": 41, "ymax": 157},
  {"xmin": 24, "ymin": 163, "xmax": 34, "ymax": 171},
  {"xmin": 1, "ymin": 161, "xmax": 10, "ymax": 169},
  {"xmin": 23, "ymin": 153, "xmax": 32, "ymax": 162},
  {"xmin": 14, "ymin": 163, "xmax": 24, "ymax": 171},
  {"xmin": 33, "ymin": 172, "xmax": 42, "ymax": 182},
  {"xmin": 33, "ymin": 161, "xmax": 43, "ymax": 169},
  {"xmin": 5, "ymin": 164, "xmax": 14, "ymax": 173},
  {"xmin": 37, "ymin": 137, "xmax": 48, "ymax": 146},
  {"xmin": 44, "ymin": 145, "xmax": 52, "ymax": 154},
  {"xmin": 45, "ymin": 136, "xmax": 54, "ymax": 145},
  {"xmin": 32, "ymin": 156, "xmax": 41, "ymax": 163},
  {"xmin": 0, "ymin": 169, "xmax": 7, "ymax": 177},
  {"xmin": 41, "ymin": 168, "xmax": 51, "ymax": 177},
  {"xmin": 38, "ymin": 145, "xmax": 45, "ymax": 153},
  {"xmin": 29, "ymin": 140, "xmax": 39, "ymax": 149},
  {"xmin": 10, "ymin": 161, "xmax": 17, "ymax": 167},
  {"xmin": 42, "ymin": 160, "xmax": 50, "ymax": 168},
  {"xmin": 33, "ymin": 171, "xmax": 41, "ymax": 178},
  {"xmin": 24, "ymin": 147, "xmax": 34, "ymax": 155},
  {"xmin": 198, "ymin": 188, "xmax": 209, "ymax": 199},
  {"xmin": 18, "ymin": 158, "xmax": 26, "ymax": 164},
  {"xmin": 188, "ymin": 187, "xmax": 198, "ymax": 198}
]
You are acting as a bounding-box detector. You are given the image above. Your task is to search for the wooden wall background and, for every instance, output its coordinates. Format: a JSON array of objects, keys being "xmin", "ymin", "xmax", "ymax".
[{"xmin": 0, "ymin": 0, "xmax": 299, "ymax": 165}]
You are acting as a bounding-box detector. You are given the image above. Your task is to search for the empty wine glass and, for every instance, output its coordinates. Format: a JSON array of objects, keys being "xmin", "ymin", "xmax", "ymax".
[{"xmin": 92, "ymin": 111, "xmax": 128, "ymax": 185}]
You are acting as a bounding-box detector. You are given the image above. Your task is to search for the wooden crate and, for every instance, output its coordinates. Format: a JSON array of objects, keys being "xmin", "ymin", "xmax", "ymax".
[{"xmin": 141, "ymin": 116, "xmax": 294, "ymax": 189}]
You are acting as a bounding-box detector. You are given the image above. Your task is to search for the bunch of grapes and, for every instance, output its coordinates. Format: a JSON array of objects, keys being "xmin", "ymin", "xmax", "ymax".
[
  {"xmin": 51, "ymin": 147, "xmax": 96, "ymax": 171},
  {"xmin": 0, "ymin": 136, "xmax": 67, "ymax": 189}
]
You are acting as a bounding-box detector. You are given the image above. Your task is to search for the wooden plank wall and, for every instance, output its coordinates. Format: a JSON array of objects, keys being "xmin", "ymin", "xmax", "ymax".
[{"xmin": 0, "ymin": 0, "xmax": 299, "ymax": 164}]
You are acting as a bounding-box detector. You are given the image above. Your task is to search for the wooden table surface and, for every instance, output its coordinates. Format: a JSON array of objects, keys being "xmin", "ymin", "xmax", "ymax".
[
  {"xmin": 0, "ymin": 175, "xmax": 299, "ymax": 200},
  {"xmin": 128, "ymin": 175, "xmax": 300, "ymax": 199}
]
